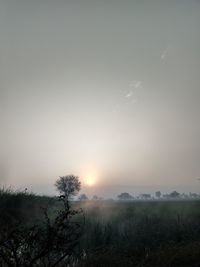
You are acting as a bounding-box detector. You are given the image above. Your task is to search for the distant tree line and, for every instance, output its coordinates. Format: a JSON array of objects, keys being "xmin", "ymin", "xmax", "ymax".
[
  {"xmin": 116, "ymin": 190, "xmax": 200, "ymax": 201},
  {"xmin": 77, "ymin": 190, "xmax": 200, "ymax": 202}
]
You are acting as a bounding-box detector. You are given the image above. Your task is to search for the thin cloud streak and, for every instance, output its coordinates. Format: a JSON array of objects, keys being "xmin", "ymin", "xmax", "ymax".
[{"xmin": 161, "ymin": 49, "xmax": 168, "ymax": 60}]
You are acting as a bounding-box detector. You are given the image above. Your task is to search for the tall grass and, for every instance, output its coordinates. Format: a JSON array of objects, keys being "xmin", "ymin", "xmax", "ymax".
[
  {"xmin": 0, "ymin": 190, "xmax": 200, "ymax": 266},
  {"xmin": 78, "ymin": 200, "xmax": 200, "ymax": 266},
  {"xmin": 0, "ymin": 187, "xmax": 58, "ymax": 226}
]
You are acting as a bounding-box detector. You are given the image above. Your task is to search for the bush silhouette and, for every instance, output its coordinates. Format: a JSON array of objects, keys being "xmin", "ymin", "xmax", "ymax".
[{"xmin": 0, "ymin": 176, "xmax": 84, "ymax": 267}]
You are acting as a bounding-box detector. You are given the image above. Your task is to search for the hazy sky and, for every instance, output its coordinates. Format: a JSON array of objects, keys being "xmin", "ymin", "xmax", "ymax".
[{"xmin": 1, "ymin": 0, "xmax": 200, "ymax": 196}]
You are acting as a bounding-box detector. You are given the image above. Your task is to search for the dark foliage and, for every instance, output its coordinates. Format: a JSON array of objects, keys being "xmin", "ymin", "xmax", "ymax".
[
  {"xmin": 1, "ymin": 187, "xmax": 200, "ymax": 267},
  {"xmin": 0, "ymin": 188, "xmax": 84, "ymax": 267},
  {"xmin": 78, "ymin": 200, "xmax": 200, "ymax": 267}
]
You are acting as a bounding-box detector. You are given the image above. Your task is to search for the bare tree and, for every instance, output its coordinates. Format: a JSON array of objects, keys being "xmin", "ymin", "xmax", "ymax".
[{"xmin": 55, "ymin": 175, "xmax": 81, "ymax": 209}]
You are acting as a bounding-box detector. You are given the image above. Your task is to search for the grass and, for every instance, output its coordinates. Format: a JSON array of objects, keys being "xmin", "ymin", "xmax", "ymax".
[
  {"xmin": 0, "ymin": 190, "xmax": 200, "ymax": 266},
  {"xmin": 0, "ymin": 187, "xmax": 58, "ymax": 226},
  {"xmin": 78, "ymin": 200, "xmax": 200, "ymax": 266}
]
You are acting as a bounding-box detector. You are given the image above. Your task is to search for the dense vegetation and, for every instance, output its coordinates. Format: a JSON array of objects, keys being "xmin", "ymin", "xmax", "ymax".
[
  {"xmin": 0, "ymin": 188, "xmax": 200, "ymax": 266},
  {"xmin": 0, "ymin": 188, "xmax": 83, "ymax": 266},
  {"xmin": 79, "ymin": 200, "xmax": 200, "ymax": 267}
]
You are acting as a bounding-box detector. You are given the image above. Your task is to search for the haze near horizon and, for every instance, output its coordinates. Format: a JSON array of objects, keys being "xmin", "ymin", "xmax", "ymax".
[{"xmin": 1, "ymin": 0, "xmax": 200, "ymax": 196}]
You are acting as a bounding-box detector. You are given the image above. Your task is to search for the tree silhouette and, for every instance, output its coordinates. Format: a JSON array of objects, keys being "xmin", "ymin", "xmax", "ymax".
[
  {"xmin": 117, "ymin": 192, "xmax": 133, "ymax": 201},
  {"xmin": 55, "ymin": 175, "xmax": 81, "ymax": 210},
  {"xmin": 92, "ymin": 195, "xmax": 99, "ymax": 201},
  {"xmin": 79, "ymin": 194, "xmax": 88, "ymax": 201},
  {"xmin": 155, "ymin": 191, "xmax": 161, "ymax": 198},
  {"xmin": 169, "ymin": 191, "xmax": 180, "ymax": 198}
]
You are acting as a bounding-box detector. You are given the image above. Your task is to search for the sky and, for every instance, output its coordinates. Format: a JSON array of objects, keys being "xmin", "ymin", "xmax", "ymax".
[{"xmin": 0, "ymin": 0, "xmax": 200, "ymax": 197}]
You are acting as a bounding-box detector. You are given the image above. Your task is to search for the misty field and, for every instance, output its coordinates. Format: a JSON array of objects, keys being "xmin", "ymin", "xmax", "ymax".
[
  {"xmin": 0, "ymin": 191, "xmax": 200, "ymax": 267},
  {"xmin": 79, "ymin": 200, "xmax": 200, "ymax": 266}
]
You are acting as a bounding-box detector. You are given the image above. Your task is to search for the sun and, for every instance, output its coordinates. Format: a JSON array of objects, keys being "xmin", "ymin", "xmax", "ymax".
[{"xmin": 85, "ymin": 176, "xmax": 96, "ymax": 187}]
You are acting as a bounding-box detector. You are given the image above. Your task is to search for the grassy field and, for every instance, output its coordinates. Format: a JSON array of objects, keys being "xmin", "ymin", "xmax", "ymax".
[
  {"xmin": 0, "ymin": 190, "xmax": 200, "ymax": 266},
  {"xmin": 78, "ymin": 200, "xmax": 200, "ymax": 266}
]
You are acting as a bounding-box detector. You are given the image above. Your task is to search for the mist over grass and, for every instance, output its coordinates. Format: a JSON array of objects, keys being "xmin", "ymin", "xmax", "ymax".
[
  {"xmin": 78, "ymin": 200, "xmax": 200, "ymax": 266},
  {"xmin": 0, "ymin": 189, "xmax": 200, "ymax": 266}
]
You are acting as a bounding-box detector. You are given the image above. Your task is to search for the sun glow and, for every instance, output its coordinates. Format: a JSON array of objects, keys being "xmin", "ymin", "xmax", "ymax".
[{"xmin": 85, "ymin": 176, "xmax": 96, "ymax": 187}]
